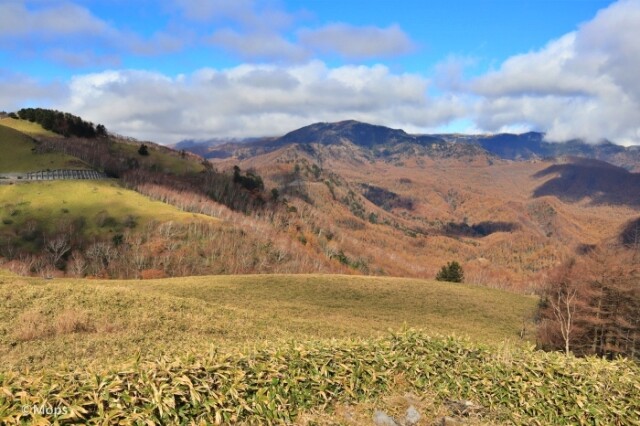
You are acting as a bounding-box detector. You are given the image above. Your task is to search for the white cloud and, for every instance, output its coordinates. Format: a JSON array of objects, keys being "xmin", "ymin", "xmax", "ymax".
[
  {"xmin": 0, "ymin": 1, "xmax": 192, "ymax": 67},
  {"xmin": 46, "ymin": 49, "xmax": 121, "ymax": 68},
  {"xmin": 432, "ymin": 55, "xmax": 478, "ymax": 92},
  {"xmin": 177, "ymin": 0, "xmax": 416, "ymax": 62},
  {"xmin": 127, "ymin": 28, "xmax": 194, "ymax": 56},
  {"xmin": 209, "ymin": 23, "xmax": 416, "ymax": 62},
  {"xmin": 298, "ymin": 24, "xmax": 414, "ymax": 59},
  {"xmin": 0, "ymin": 1, "xmax": 111, "ymax": 38},
  {"xmin": 5, "ymin": 0, "xmax": 640, "ymax": 147},
  {"xmin": 0, "ymin": 70, "xmax": 67, "ymax": 110},
  {"xmin": 1, "ymin": 0, "xmax": 417, "ymax": 70},
  {"xmin": 57, "ymin": 62, "xmax": 460, "ymax": 144},
  {"xmin": 208, "ymin": 29, "xmax": 308, "ymax": 62},
  {"xmin": 469, "ymin": 0, "xmax": 640, "ymax": 145},
  {"xmin": 174, "ymin": 0, "xmax": 295, "ymax": 30}
]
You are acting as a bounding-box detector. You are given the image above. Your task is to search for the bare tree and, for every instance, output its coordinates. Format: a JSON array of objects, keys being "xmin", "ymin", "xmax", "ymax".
[
  {"xmin": 538, "ymin": 247, "xmax": 640, "ymax": 360},
  {"xmin": 85, "ymin": 242, "xmax": 116, "ymax": 276},
  {"xmin": 551, "ymin": 287, "xmax": 578, "ymax": 355},
  {"xmin": 68, "ymin": 251, "xmax": 87, "ymax": 277},
  {"xmin": 45, "ymin": 234, "xmax": 70, "ymax": 267}
]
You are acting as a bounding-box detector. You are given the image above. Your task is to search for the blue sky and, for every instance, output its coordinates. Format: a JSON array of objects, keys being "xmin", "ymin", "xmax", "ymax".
[{"xmin": 2, "ymin": 0, "xmax": 639, "ymax": 145}]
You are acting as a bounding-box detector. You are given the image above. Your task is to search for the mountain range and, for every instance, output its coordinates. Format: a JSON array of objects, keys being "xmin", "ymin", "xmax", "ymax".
[
  {"xmin": 2, "ymin": 113, "xmax": 639, "ymax": 293},
  {"xmin": 174, "ymin": 120, "xmax": 640, "ymax": 171},
  {"xmin": 171, "ymin": 120, "xmax": 640, "ymax": 292}
]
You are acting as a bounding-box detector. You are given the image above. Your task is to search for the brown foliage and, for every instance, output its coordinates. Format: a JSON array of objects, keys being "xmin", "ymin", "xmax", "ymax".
[
  {"xmin": 140, "ymin": 269, "xmax": 166, "ymax": 279},
  {"xmin": 14, "ymin": 309, "xmax": 51, "ymax": 341},
  {"xmin": 10, "ymin": 133, "xmax": 640, "ymax": 292},
  {"xmin": 537, "ymin": 247, "xmax": 640, "ymax": 359},
  {"xmin": 54, "ymin": 309, "xmax": 95, "ymax": 334},
  {"xmin": 14, "ymin": 308, "xmax": 95, "ymax": 341}
]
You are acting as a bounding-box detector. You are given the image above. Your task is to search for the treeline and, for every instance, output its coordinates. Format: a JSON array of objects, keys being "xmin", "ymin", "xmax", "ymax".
[
  {"xmin": 123, "ymin": 167, "xmax": 269, "ymax": 213},
  {"xmin": 15, "ymin": 108, "xmax": 106, "ymax": 138},
  {"xmin": 537, "ymin": 247, "xmax": 639, "ymax": 360},
  {"xmin": 1, "ymin": 219, "xmax": 334, "ymax": 279},
  {"xmin": 35, "ymin": 136, "xmax": 270, "ymax": 214}
]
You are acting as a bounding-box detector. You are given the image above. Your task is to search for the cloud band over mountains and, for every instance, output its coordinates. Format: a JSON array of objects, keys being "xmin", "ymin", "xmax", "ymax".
[{"xmin": 1, "ymin": 0, "xmax": 639, "ymax": 145}]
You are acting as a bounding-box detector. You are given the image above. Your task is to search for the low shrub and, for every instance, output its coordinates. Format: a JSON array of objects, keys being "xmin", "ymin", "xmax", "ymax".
[{"xmin": 1, "ymin": 331, "xmax": 638, "ymax": 424}]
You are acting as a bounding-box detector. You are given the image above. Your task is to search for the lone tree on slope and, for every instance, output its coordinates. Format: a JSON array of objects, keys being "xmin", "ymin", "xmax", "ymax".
[
  {"xmin": 138, "ymin": 144, "xmax": 150, "ymax": 156},
  {"xmin": 435, "ymin": 261, "xmax": 464, "ymax": 283}
]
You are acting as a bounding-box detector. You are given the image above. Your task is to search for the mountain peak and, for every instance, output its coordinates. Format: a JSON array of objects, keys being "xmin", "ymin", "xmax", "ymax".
[{"xmin": 278, "ymin": 120, "xmax": 413, "ymax": 147}]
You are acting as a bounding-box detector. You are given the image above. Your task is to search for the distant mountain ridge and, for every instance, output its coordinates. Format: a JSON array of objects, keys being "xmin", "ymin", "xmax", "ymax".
[
  {"xmin": 177, "ymin": 120, "xmax": 640, "ymax": 171},
  {"xmin": 448, "ymin": 132, "xmax": 640, "ymax": 169},
  {"xmin": 278, "ymin": 120, "xmax": 416, "ymax": 147}
]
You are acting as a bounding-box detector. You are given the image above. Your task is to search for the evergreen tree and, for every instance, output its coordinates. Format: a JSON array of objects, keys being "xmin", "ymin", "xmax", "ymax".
[
  {"xmin": 435, "ymin": 261, "xmax": 464, "ymax": 283},
  {"xmin": 96, "ymin": 124, "xmax": 107, "ymax": 137},
  {"xmin": 138, "ymin": 144, "xmax": 150, "ymax": 156},
  {"xmin": 15, "ymin": 107, "xmax": 102, "ymax": 138}
]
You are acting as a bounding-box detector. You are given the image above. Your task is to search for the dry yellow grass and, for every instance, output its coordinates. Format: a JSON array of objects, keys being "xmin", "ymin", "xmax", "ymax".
[
  {"xmin": 1, "ymin": 275, "xmax": 637, "ymax": 426},
  {"xmin": 0, "ymin": 117, "xmax": 60, "ymax": 138},
  {"xmin": 0, "ymin": 274, "xmax": 537, "ymax": 371}
]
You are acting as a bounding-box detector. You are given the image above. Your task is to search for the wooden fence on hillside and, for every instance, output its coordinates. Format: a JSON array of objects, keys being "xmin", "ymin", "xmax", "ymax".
[{"xmin": 24, "ymin": 169, "xmax": 106, "ymax": 180}]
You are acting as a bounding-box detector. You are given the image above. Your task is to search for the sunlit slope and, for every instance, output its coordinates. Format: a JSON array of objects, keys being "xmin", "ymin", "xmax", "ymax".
[
  {"xmin": 0, "ymin": 180, "xmax": 214, "ymax": 239},
  {"xmin": 110, "ymin": 141, "xmax": 206, "ymax": 174},
  {"xmin": 0, "ymin": 124, "xmax": 87, "ymax": 173},
  {"xmin": 1, "ymin": 274, "xmax": 636, "ymax": 425},
  {"xmin": 0, "ymin": 117, "xmax": 60, "ymax": 138},
  {"xmin": 0, "ymin": 274, "xmax": 537, "ymax": 370}
]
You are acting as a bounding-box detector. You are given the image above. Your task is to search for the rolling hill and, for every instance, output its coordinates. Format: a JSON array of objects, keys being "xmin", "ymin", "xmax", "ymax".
[
  {"xmin": 533, "ymin": 158, "xmax": 640, "ymax": 207},
  {"xmin": 1, "ymin": 113, "xmax": 639, "ymax": 425},
  {"xmin": 1, "ymin": 273, "xmax": 637, "ymax": 425},
  {"xmin": 196, "ymin": 121, "xmax": 639, "ymax": 292},
  {"xmin": 0, "ymin": 273, "xmax": 537, "ymax": 371},
  {"xmin": 0, "ymin": 124, "xmax": 89, "ymax": 173},
  {"xmin": 3, "ymin": 115, "xmax": 639, "ymax": 293},
  {"xmin": 0, "ymin": 116, "xmax": 345, "ymax": 280},
  {"xmin": 0, "ymin": 116, "xmax": 60, "ymax": 138},
  {"xmin": 468, "ymin": 132, "xmax": 640, "ymax": 171}
]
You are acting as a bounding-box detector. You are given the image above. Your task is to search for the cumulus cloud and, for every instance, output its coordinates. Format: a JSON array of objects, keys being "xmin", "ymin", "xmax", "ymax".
[
  {"xmin": 56, "ymin": 62, "xmax": 461, "ymax": 144},
  {"xmin": 46, "ymin": 49, "xmax": 121, "ymax": 68},
  {"xmin": 0, "ymin": 70, "xmax": 67, "ymax": 111},
  {"xmin": 0, "ymin": 1, "xmax": 110, "ymax": 38},
  {"xmin": 174, "ymin": 0, "xmax": 295, "ymax": 30},
  {"xmin": 209, "ymin": 22, "xmax": 416, "ymax": 62},
  {"xmin": 178, "ymin": 0, "xmax": 415, "ymax": 62},
  {"xmin": 208, "ymin": 29, "xmax": 308, "ymax": 62},
  {"xmin": 0, "ymin": 1, "xmax": 192, "ymax": 67},
  {"xmin": 298, "ymin": 24, "xmax": 414, "ymax": 59},
  {"xmin": 432, "ymin": 55, "xmax": 478, "ymax": 92},
  {"xmin": 469, "ymin": 0, "xmax": 640, "ymax": 145}
]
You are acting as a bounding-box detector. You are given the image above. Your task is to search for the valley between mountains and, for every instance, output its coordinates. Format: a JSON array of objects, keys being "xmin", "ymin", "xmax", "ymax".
[{"xmin": 0, "ymin": 111, "xmax": 638, "ymax": 425}]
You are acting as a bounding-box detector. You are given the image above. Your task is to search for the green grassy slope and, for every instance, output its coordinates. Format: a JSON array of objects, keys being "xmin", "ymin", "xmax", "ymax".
[
  {"xmin": 0, "ymin": 125, "xmax": 87, "ymax": 173},
  {"xmin": 0, "ymin": 117, "xmax": 60, "ymax": 138},
  {"xmin": 0, "ymin": 118, "xmax": 203, "ymax": 175},
  {"xmin": 111, "ymin": 141, "xmax": 205, "ymax": 175},
  {"xmin": 0, "ymin": 274, "xmax": 537, "ymax": 371},
  {"xmin": 0, "ymin": 180, "xmax": 214, "ymax": 243},
  {"xmin": 128, "ymin": 274, "xmax": 537, "ymax": 343}
]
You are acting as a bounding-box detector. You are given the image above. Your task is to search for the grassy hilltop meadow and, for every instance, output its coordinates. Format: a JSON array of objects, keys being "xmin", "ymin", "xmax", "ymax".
[{"xmin": 0, "ymin": 112, "xmax": 639, "ymax": 424}]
